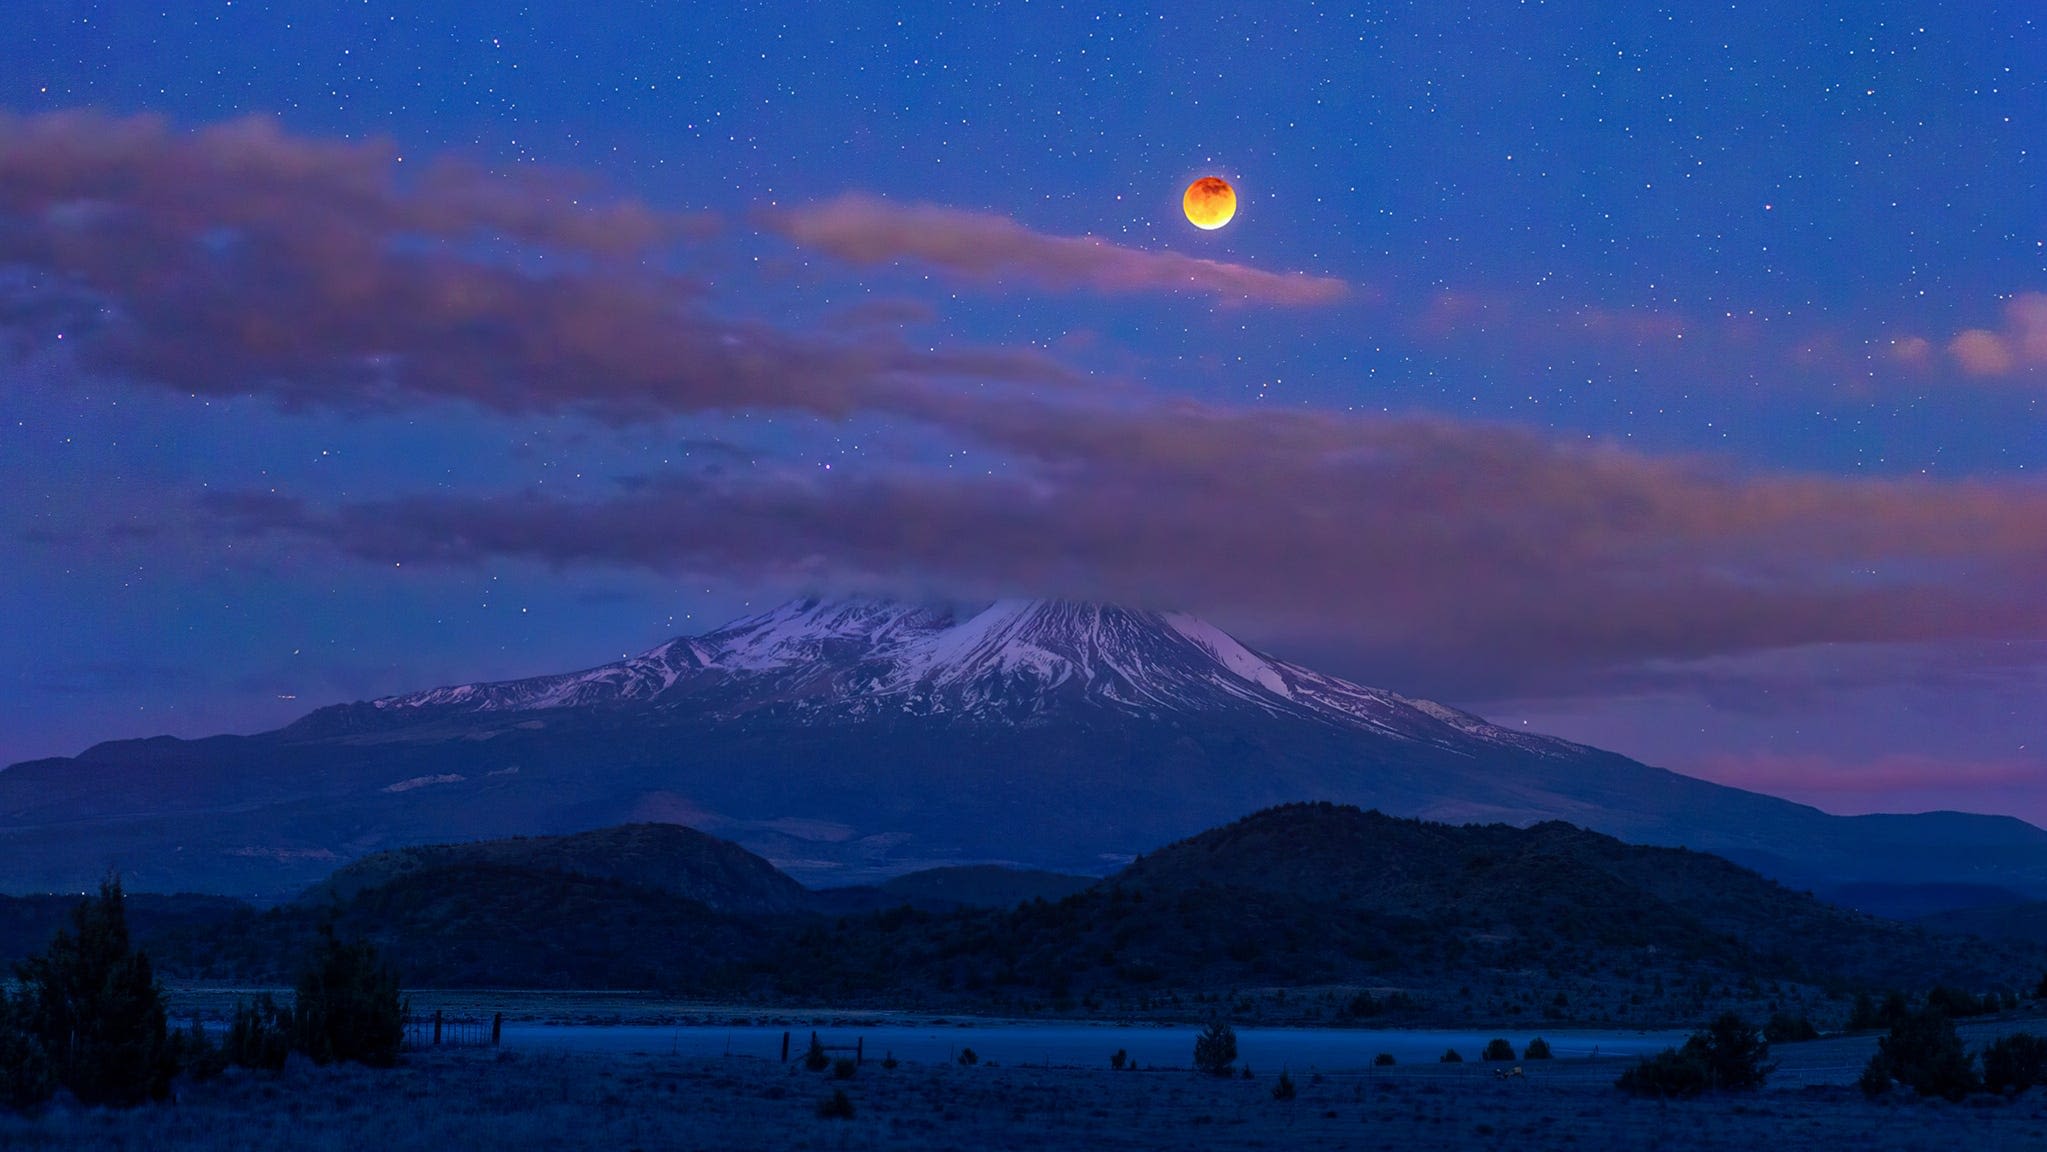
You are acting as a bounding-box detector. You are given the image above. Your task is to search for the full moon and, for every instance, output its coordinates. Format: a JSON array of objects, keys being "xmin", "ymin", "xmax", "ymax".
[{"xmin": 1183, "ymin": 176, "xmax": 1237, "ymax": 230}]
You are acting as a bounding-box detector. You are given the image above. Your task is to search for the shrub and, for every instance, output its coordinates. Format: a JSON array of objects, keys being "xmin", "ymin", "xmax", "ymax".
[
  {"xmin": 1523, "ymin": 1037, "xmax": 1553, "ymax": 1060},
  {"xmin": 1616, "ymin": 1048, "xmax": 1711, "ymax": 1098},
  {"xmin": 291, "ymin": 924, "xmax": 405, "ymax": 1067},
  {"xmin": 227, "ymin": 994, "xmax": 293, "ymax": 1071},
  {"xmin": 1439, "ymin": 1048, "xmax": 1463, "ymax": 1063},
  {"xmin": 1926, "ymin": 986, "xmax": 1994, "ymax": 1019},
  {"xmin": 1373, "ymin": 1052, "xmax": 1396, "ymax": 1067},
  {"xmin": 1693, "ymin": 1012, "xmax": 1774, "ymax": 1091},
  {"xmin": 11, "ymin": 877, "xmax": 176, "ymax": 1107},
  {"xmin": 1111, "ymin": 1048, "xmax": 1128, "ymax": 1071},
  {"xmin": 881, "ymin": 1051, "xmax": 898, "ymax": 1070},
  {"xmin": 1272, "ymin": 1069, "xmax": 1296, "ymax": 1100},
  {"xmin": 1849, "ymin": 990, "xmax": 1915, "ymax": 1033},
  {"xmin": 0, "ymin": 1001, "xmax": 53, "ymax": 1112},
  {"xmin": 1193, "ymin": 1020, "xmax": 1237, "ymax": 1076},
  {"xmin": 1482, "ymin": 1038, "xmax": 1516, "ymax": 1061},
  {"xmin": 1764, "ymin": 1012, "xmax": 1819, "ymax": 1044},
  {"xmin": 1861, "ymin": 1008, "xmax": 1979, "ymax": 1101},
  {"xmin": 1617, "ymin": 1013, "xmax": 1772, "ymax": 1098},
  {"xmin": 803, "ymin": 1034, "xmax": 829, "ymax": 1071},
  {"xmin": 1980, "ymin": 1032, "xmax": 2047, "ymax": 1097},
  {"xmin": 957, "ymin": 1047, "xmax": 978, "ymax": 1066},
  {"xmin": 816, "ymin": 1087, "xmax": 855, "ymax": 1119},
  {"xmin": 170, "ymin": 1018, "xmax": 226, "ymax": 1082},
  {"xmin": 832, "ymin": 1057, "xmax": 857, "ymax": 1079}
]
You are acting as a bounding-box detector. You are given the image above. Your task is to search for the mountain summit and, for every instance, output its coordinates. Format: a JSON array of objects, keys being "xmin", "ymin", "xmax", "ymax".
[
  {"xmin": 372, "ymin": 597, "xmax": 1564, "ymax": 755},
  {"xmin": 6, "ymin": 596, "xmax": 2047, "ymax": 899}
]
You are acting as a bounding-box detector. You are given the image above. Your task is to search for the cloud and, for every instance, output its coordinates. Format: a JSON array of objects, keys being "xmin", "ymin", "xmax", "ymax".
[
  {"xmin": 765, "ymin": 194, "xmax": 1350, "ymax": 306},
  {"xmin": 0, "ymin": 112, "xmax": 1069, "ymax": 422},
  {"xmin": 1950, "ymin": 329, "xmax": 2016, "ymax": 376},
  {"xmin": 206, "ymin": 396, "xmax": 2047, "ymax": 697},
  {"xmin": 1890, "ymin": 292, "xmax": 2047, "ymax": 379},
  {"xmin": 1888, "ymin": 335, "xmax": 1934, "ymax": 366},
  {"xmin": 13, "ymin": 113, "xmax": 2047, "ymax": 705}
]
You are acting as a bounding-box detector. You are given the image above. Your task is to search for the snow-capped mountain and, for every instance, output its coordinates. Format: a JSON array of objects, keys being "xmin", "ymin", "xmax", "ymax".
[
  {"xmin": 373, "ymin": 597, "xmax": 1571, "ymax": 757},
  {"xmin": 8, "ymin": 597, "xmax": 2047, "ymax": 901}
]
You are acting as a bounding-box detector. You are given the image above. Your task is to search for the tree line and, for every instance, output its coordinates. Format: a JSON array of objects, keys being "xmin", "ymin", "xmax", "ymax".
[{"xmin": 1, "ymin": 878, "xmax": 405, "ymax": 1111}]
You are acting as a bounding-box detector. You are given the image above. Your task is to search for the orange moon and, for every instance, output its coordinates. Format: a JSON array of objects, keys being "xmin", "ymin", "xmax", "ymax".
[{"xmin": 1183, "ymin": 176, "xmax": 1237, "ymax": 230}]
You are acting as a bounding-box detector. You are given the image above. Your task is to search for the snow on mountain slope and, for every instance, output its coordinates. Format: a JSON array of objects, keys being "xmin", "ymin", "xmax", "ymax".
[
  {"xmin": 379, "ymin": 636, "xmax": 722, "ymax": 712},
  {"xmin": 372, "ymin": 596, "xmax": 1577, "ymax": 756}
]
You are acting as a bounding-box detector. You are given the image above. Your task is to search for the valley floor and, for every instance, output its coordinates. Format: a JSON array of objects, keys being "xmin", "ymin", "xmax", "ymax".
[{"xmin": 5, "ymin": 1034, "xmax": 2045, "ymax": 1152}]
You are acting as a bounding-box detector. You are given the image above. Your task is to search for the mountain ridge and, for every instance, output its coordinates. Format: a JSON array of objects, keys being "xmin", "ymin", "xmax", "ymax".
[{"xmin": 3, "ymin": 595, "xmax": 2044, "ymax": 900}]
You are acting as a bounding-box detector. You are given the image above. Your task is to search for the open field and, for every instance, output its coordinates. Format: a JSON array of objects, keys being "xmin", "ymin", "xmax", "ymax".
[{"xmin": 5, "ymin": 1021, "xmax": 2047, "ymax": 1151}]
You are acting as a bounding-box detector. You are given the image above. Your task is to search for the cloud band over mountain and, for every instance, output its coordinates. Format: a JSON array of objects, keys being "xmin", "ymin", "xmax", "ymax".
[{"xmin": 207, "ymin": 399, "xmax": 2047, "ymax": 697}]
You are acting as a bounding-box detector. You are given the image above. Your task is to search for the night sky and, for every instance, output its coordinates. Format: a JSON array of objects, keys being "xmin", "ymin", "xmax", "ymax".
[{"xmin": 4, "ymin": 3, "xmax": 2042, "ymax": 821}]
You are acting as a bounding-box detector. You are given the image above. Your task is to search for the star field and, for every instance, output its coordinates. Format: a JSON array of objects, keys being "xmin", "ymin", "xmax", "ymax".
[{"xmin": 1, "ymin": 0, "xmax": 2042, "ymax": 820}]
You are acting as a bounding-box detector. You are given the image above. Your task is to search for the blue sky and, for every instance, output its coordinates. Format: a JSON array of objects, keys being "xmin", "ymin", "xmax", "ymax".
[{"xmin": 3, "ymin": 1, "xmax": 2043, "ymax": 820}]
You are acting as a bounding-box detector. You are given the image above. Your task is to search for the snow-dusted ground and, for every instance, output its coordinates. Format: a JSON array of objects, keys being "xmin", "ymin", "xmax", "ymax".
[
  {"xmin": 498, "ymin": 1021, "xmax": 1690, "ymax": 1069},
  {"xmin": 7, "ymin": 1035, "xmax": 2042, "ymax": 1151}
]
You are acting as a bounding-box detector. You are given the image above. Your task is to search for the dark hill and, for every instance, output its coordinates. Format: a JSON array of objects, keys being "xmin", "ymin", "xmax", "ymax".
[
  {"xmin": 299, "ymin": 822, "xmax": 811, "ymax": 915},
  {"xmin": 1823, "ymin": 881, "xmax": 2027, "ymax": 920},
  {"xmin": 1917, "ymin": 901, "xmax": 2047, "ymax": 947},
  {"xmin": 154, "ymin": 863, "xmax": 768, "ymax": 990},
  {"xmin": 783, "ymin": 804, "xmax": 2044, "ymax": 1019},
  {"xmin": 0, "ymin": 892, "xmax": 252, "ymax": 969},
  {"xmin": 126, "ymin": 806, "xmax": 2046, "ymax": 1025},
  {"xmin": 877, "ymin": 865, "xmax": 1097, "ymax": 909}
]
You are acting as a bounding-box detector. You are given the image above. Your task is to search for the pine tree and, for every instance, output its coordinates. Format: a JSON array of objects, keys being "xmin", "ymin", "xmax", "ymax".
[
  {"xmin": 12, "ymin": 877, "xmax": 176, "ymax": 1107},
  {"xmin": 227, "ymin": 994, "xmax": 294, "ymax": 1071},
  {"xmin": 1193, "ymin": 1019, "xmax": 1237, "ymax": 1076},
  {"xmin": 0, "ymin": 999, "xmax": 54, "ymax": 1112},
  {"xmin": 291, "ymin": 923, "xmax": 405, "ymax": 1067}
]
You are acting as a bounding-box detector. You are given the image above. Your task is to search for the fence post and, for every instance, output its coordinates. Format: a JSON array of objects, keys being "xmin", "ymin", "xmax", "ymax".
[
  {"xmin": 433, "ymin": 1010, "xmax": 442, "ymax": 1046},
  {"xmin": 492, "ymin": 1012, "xmax": 503, "ymax": 1047},
  {"xmin": 781, "ymin": 1031, "xmax": 790, "ymax": 1063},
  {"xmin": 857, "ymin": 1037, "xmax": 864, "ymax": 1065}
]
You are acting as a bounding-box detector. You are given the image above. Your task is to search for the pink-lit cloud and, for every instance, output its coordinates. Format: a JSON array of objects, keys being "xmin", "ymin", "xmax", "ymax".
[
  {"xmin": 1950, "ymin": 329, "xmax": 2018, "ymax": 376},
  {"xmin": 1894, "ymin": 292, "xmax": 2047, "ymax": 378},
  {"xmin": 0, "ymin": 112, "xmax": 1070, "ymax": 422},
  {"xmin": 765, "ymin": 193, "xmax": 1351, "ymax": 306},
  {"xmin": 1888, "ymin": 335, "xmax": 1935, "ymax": 366}
]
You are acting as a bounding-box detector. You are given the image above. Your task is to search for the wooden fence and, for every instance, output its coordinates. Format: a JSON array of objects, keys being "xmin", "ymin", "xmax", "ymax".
[
  {"xmin": 402, "ymin": 1010, "xmax": 503, "ymax": 1050},
  {"xmin": 783, "ymin": 1029, "xmax": 864, "ymax": 1065}
]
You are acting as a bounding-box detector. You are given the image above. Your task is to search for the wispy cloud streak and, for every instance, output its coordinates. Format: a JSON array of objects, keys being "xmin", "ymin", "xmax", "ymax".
[{"xmin": 766, "ymin": 194, "xmax": 1350, "ymax": 305}]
